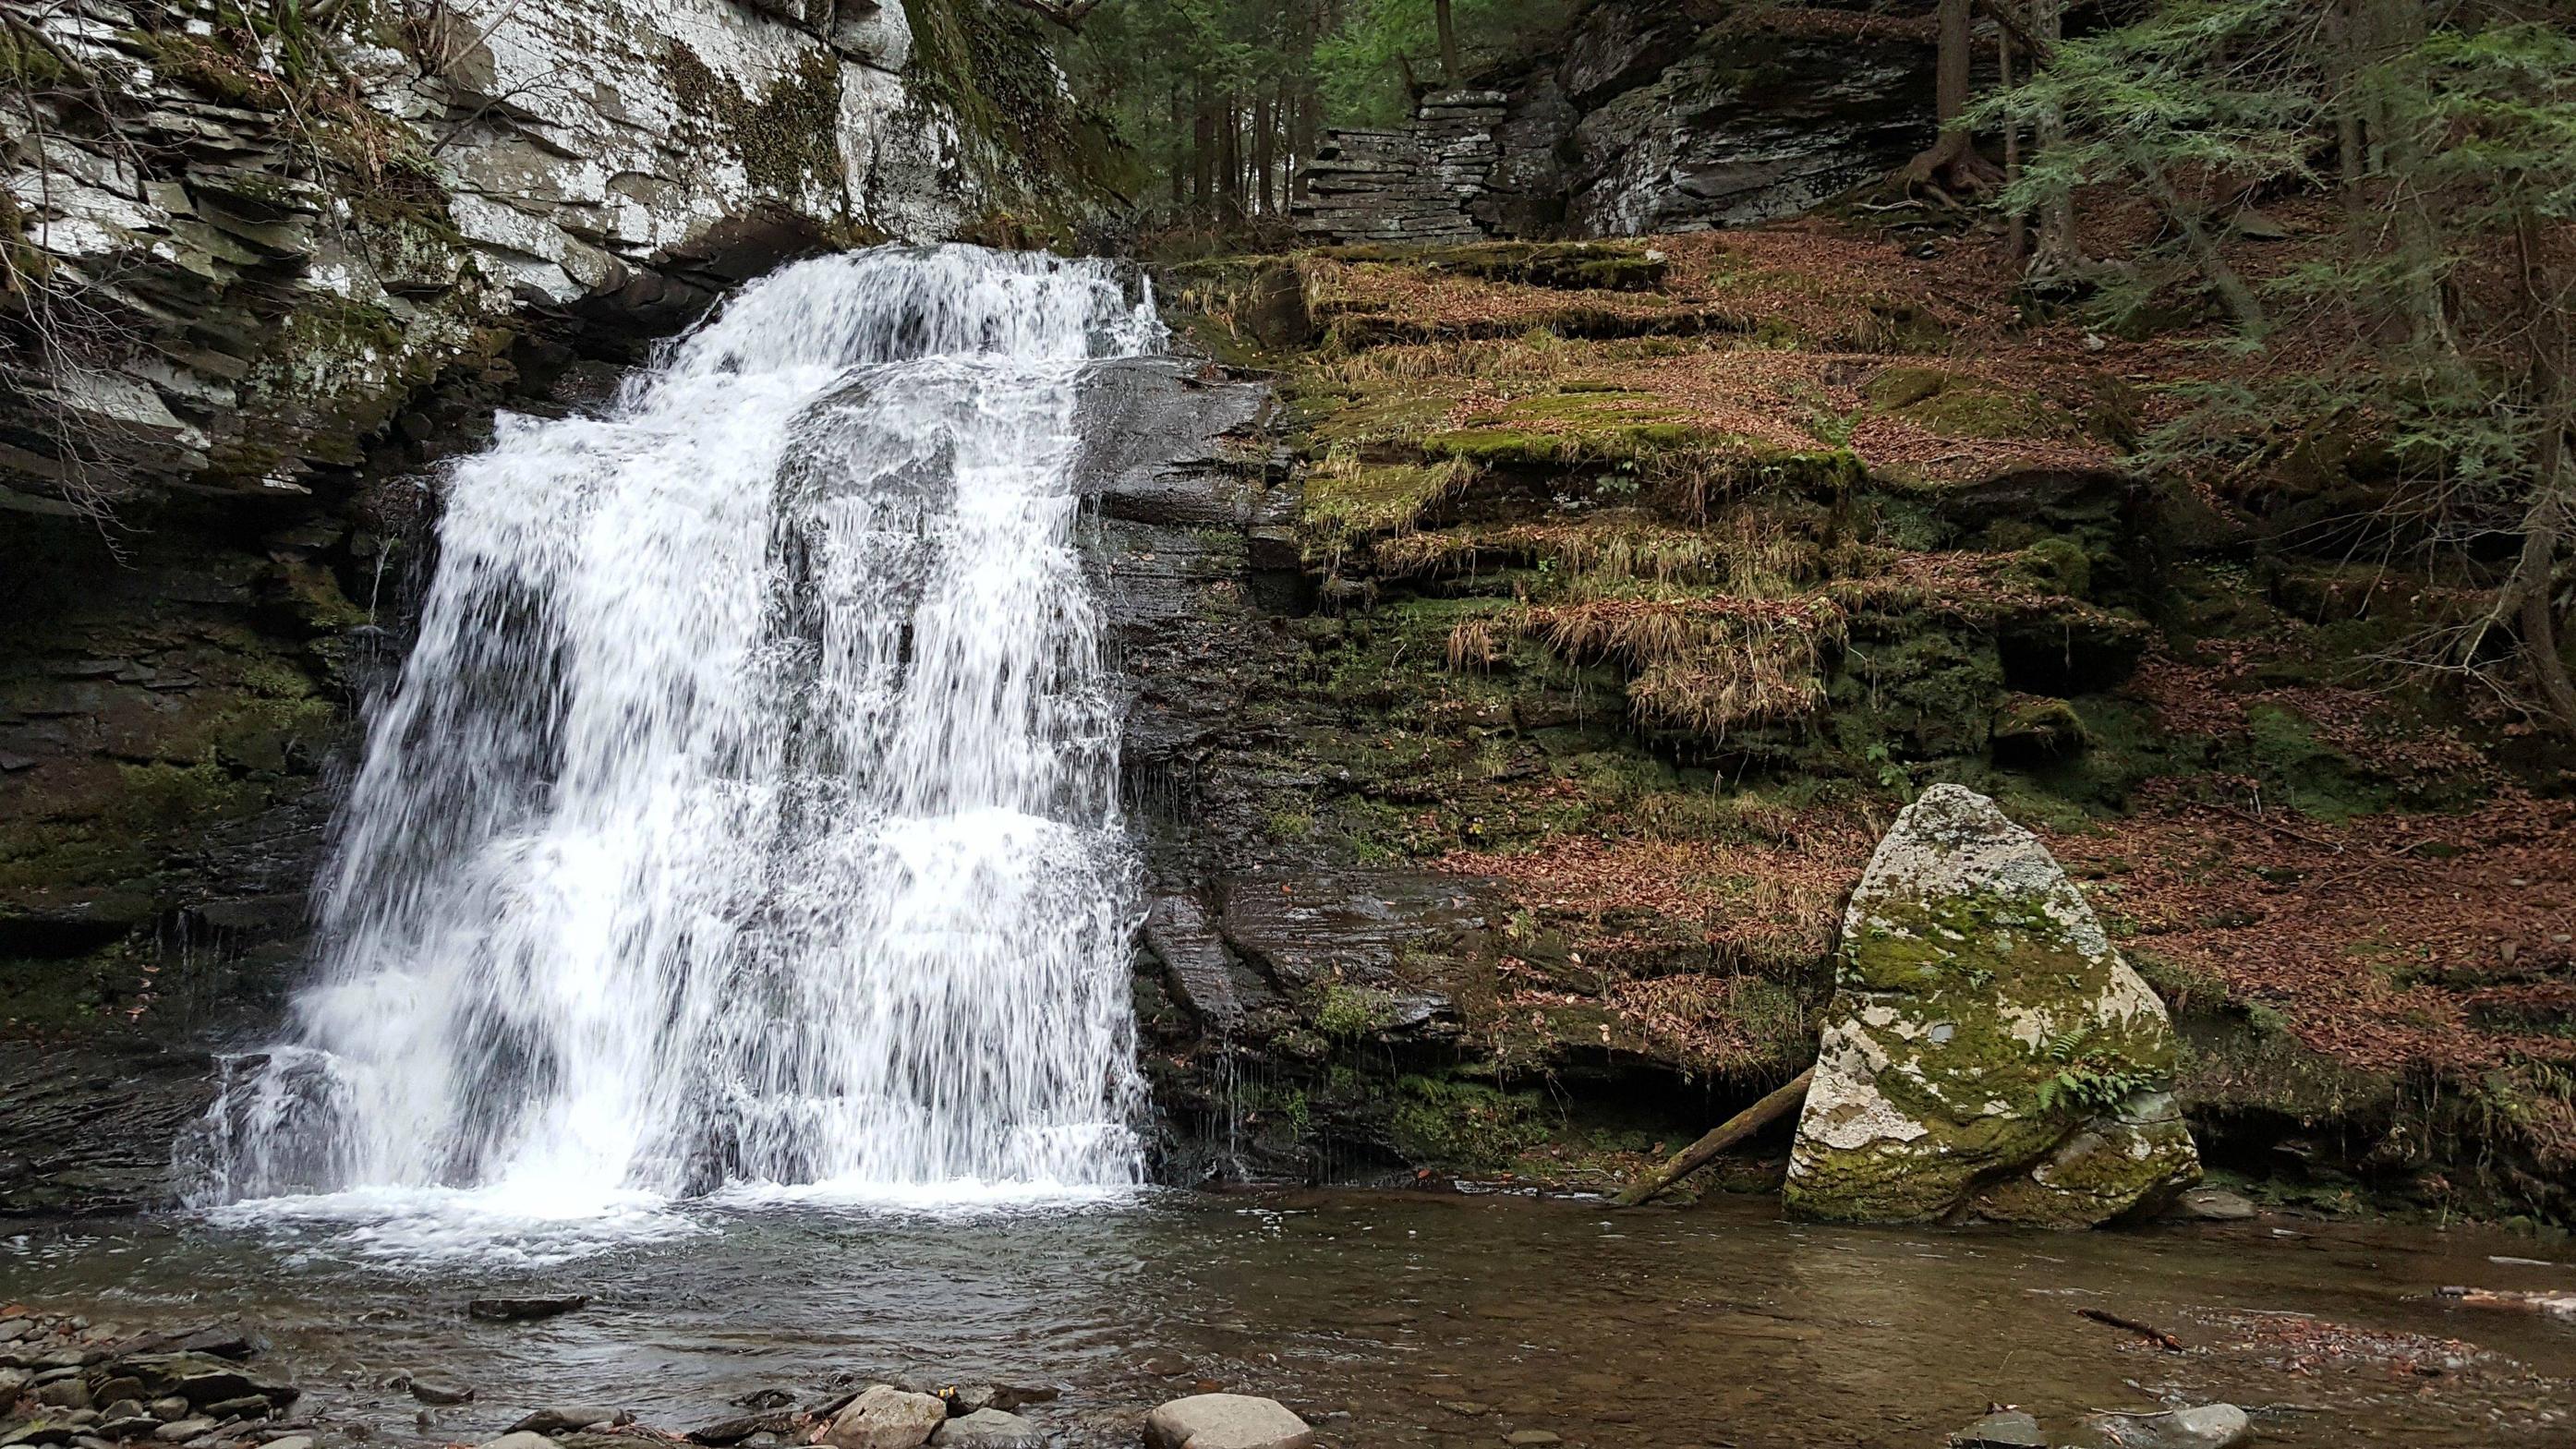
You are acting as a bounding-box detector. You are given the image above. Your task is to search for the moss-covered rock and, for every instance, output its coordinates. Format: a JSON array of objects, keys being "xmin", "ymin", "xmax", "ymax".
[
  {"xmin": 1784, "ymin": 784, "xmax": 2199, "ymax": 1226},
  {"xmin": 1390, "ymin": 240, "xmax": 1670, "ymax": 293},
  {"xmin": 1990, "ymin": 694, "xmax": 2088, "ymax": 761},
  {"xmin": 1863, "ymin": 367, "xmax": 2071, "ymax": 441}
]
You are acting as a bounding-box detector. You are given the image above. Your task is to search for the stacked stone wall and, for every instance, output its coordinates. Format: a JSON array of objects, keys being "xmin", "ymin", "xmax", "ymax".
[{"xmin": 1292, "ymin": 91, "xmax": 1505, "ymax": 246}]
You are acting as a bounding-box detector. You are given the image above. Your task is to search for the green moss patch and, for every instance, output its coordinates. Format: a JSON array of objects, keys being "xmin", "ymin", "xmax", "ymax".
[
  {"xmin": 1297, "ymin": 454, "xmax": 1477, "ymax": 560},
  {"xmin": 1864, "ymin": 366, "xmax": 2074, "ymax": 441},
  {"xmin": 659, "ymin": 44, "xmax": 844, "ymax": 198},
  {"xmin": 1387, "ymin": 1074, "xmax": 1552, "ymax": 1169}
]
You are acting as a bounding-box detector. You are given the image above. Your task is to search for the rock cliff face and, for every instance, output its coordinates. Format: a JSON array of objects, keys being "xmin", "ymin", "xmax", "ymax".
[
  {"xmin": 1506, "ymin": 1, "xmax": 1934, "ymax": 237},
  {"xmin": 1785, "ymin": 785, "xmax": 2200, "ymax": 1226},
  {"xmin": 1291, "ymin": 0, "xmax": 1937, "ymax": 243},
  {"xmin": 0, "ymin": 0, "xmax": 1094, "ymax": 509},
  {"xmin": 0, "ymin": 0, "xmax": 1106, "ymax": 1214}
]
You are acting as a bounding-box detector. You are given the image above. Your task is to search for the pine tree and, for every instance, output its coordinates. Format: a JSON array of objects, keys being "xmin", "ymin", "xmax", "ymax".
[{"xmin": 1981, "ymin": 0, "xmax": 2576, "ymax": 731}]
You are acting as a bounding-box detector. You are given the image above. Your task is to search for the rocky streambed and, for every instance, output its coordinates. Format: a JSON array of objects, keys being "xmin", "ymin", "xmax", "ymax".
[{"xmin": 6, "ymin": 1192, "xmax": 2574, "ymax": 1449}]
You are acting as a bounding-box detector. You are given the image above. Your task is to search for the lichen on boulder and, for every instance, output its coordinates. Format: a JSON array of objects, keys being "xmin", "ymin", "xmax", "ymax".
[{"xmin": 1784, "ymin": 783, "xmax": 2199, "ymax": 1226}]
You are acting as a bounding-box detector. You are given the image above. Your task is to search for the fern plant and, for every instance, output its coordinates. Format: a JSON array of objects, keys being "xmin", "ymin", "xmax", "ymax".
[{"xmin": 2034, "ymin": 1023, "xmax": 2156, "ymax": 1117}]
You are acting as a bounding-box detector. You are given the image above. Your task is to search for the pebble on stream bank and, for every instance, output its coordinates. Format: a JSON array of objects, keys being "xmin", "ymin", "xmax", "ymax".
[
  {"xmin": 1142, "ymin": 1395, "xmax": 1313, "ymax": 1449},
  {"xmin": 1951, "ymin": 1404, "xmax": 2255, "ymax": 1449},
  {"xmin": 818, "ymin": 1387, "xmax": 947, "ymax": 1449},
  {"xmin": 2080, "ymin": 1404, "xmax": 2256, "ymax": 1449},
  {"xmin": 0, "ymin": 1313, "xmax": 305, "ymax": 1449}
]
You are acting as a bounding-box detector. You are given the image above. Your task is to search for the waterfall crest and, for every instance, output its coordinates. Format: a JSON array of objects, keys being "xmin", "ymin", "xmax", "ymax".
[{"xmin": 190, "ymin": 246, "xmax": 1159, "ymax": 1212}]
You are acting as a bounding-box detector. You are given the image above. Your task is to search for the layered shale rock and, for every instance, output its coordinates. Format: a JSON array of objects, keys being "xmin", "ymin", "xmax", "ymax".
[
  {"xmin": 0, "ymin": 0, "xmax": 1092, "ymax": 511},
  {"xmin": 1785, "ymin": 784, "xmax": 2201, "ymax": 1226},
  {"xmin": 1529, "ymin": 4, "xmax": 1932, "ymax": 236},
  {"xmin": 1293, "ymin": 91, "xmax": 1506, "ymax": 247},
  {"xmin": 1288, "ymin": 1, "xmax": 1936, "ymax": 243}
]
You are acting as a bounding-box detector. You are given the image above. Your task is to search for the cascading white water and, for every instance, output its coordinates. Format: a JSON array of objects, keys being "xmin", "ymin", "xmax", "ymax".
[{"xmin": 190, "ymin": 246, "xmax": 1158, "ymax": 1218}]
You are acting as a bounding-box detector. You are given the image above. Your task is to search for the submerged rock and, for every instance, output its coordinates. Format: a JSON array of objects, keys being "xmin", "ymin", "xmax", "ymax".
[
  {"xmin": 504, "ymin": 1407, "xmax": 628, "ymax": 1436},
  {"xmin": 1949, "ymin": 1409, "xmax": 2046, "ymax": 1448},
  {"xmin": 926, "ymin": 1408, "xmax": 1044, "ymax": 1448},
  {"xmin": 1143, "ymin": 1395, "xmax": 1314, "ymax": 1449},
  {"xmin": 2079, "ymin": 1404, "xmax": 2254, "ymax": 1449},
  {"xmin": 468, "ymin": 1297, "xmax": 589, "ymax": 1323},
  {"xmin": 2170, "ymin": 1187, "xmax": 2258, "ymax": 1223},
  {"xmin": 1784, "ymin": 784, "xmax": 2200, "ymax": 1226},
  {"xmin": 820, "ymin": 1386, "xmax": 949, "ymax": 1449},
  {"xmin": 684, "ymin": 1415, "xmax": 766, "ymax": 1446},
  {"xmin": 407, "ymin": 1372, "xmax": 476, "ymax": 1406}
]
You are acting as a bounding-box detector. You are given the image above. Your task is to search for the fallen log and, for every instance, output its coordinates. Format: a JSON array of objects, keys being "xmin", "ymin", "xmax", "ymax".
[{"xmin": 1611, "ymin": 1067, "xmax": 1813, "ymax": 1207}]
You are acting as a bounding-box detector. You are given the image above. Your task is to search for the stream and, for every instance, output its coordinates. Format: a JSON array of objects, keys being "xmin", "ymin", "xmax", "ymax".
[{"xmin": 7, "ymin": 1193, "xmax": 2570, "ymax": 1447}]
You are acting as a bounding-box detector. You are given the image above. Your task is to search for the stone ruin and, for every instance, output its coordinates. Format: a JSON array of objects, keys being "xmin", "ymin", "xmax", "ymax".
[{"xmin": 1292, "ymin": 91, "xmax": 1506, "ymax": 246}]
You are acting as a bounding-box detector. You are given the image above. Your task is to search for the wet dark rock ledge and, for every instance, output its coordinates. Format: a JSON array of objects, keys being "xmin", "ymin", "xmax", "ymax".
[{"xmin": 1078, "ymin": 351, "xmax": 1722, "ymax": 1188}]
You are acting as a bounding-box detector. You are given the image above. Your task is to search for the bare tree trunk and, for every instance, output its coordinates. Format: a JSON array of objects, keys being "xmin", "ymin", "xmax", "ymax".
[
  {"xmin": 1298, "ymin": 0, "xmax": 1328, "ymax": 187},
  {"xmin": 2482, "ymin": 438, "xmax": 2576, "ymax": 735},
  {"xmin": 2324, "ymin": 0, "xmax": 2367, "ymax": 249},
  {"xmin": 2358, "ymin": 0, "xmax": 2450, "ymax": 349},
  {"xmin": 1434, "ymin": 0, "xmax": 1461, "ymax": 86},
  {"xmin": 2126, "ymin": 146, "xmax": 2266, "ymax": 332},
  {"xmin": 2001, "ymin": 16, "xmax": 2025, "ymax": 259},
  {"xmin": 1293, "ymin": 73, "xmax": 1320, "ymax": 198},
  {"xmin": 1902, "ymin": 0, "xmax": 1997, "ymax": 192},
  {"xmin": 2520, "ymin": 549, "xmax": 2576, "ymax": 735},
  {"xmin": 1191, "ymin": 76, "xmax": 1215, "ymax": 216},
  {"xmin": 2492, "ymin": 215, "xmax": 2576, "ymax": 735},
  {"xmin": 2029, "ymin": 0, "xmax": 2077, "ymax": 277},
  {"xmin": 1255, "ymin": 86, "xmax": 1276, "ymax": 216},
  {"xmin": 1221, "ymin": 92, "xmax": 1243, "ymax": 223},
  {"xmin": 1167, "ymin": 80, "xmax": 1187, "ymax": 211}
]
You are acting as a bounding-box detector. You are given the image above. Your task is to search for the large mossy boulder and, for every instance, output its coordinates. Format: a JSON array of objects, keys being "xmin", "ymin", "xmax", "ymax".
[{"xmin": 1784, "ymin": 784, "xmax": 2199, "ymax": 1226}]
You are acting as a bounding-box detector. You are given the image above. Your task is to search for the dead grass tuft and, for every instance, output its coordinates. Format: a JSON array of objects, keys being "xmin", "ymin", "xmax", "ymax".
[{"xmin": 1521, "ymin": 596, "xmax": 1847, "ymax": 736}]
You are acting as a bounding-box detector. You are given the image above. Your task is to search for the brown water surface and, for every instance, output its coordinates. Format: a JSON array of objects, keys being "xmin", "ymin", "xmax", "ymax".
[{"xmin": 6, "ymin": 1190, "xmax": 2571, "ymax": 1447}]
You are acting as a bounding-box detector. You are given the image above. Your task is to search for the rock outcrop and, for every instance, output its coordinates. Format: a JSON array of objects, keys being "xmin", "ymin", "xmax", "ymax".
[
  {"xmin": 1288, "ymin": 0, "xmax": 1937, "ymax": 241},
  {"xmin": 1785, "ymin": 784, "xmax": 2201, "ymax": 1226},
  {"xmin": 0, "ymin": 0, "xmax": 1095, "ymax": 511},
  {"xmin": 1513, "ymin": 2, "xmax": 1933, "ymax": 236}
]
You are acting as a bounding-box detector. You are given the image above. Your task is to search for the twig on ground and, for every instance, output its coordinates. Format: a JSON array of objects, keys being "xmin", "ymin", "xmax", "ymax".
[{"xmin": 2077, "ymin": 1307, "xmax": 2187, "ymax": 1352}]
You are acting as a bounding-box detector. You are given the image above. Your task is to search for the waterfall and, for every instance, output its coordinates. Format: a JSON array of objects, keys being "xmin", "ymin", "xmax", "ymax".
[{"xmin": 189, "ymin": 246, "xmax": 1159, "ymax": 1214}]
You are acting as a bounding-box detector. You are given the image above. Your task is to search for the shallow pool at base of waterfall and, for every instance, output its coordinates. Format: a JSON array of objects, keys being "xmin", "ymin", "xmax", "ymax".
[{"xmin": 8, "ymin": 1191, "xmax": 2572, "ymax": 1448}]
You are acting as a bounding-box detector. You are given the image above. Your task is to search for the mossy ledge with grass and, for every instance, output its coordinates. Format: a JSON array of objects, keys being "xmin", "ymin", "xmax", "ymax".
[{"xmin": 1132, "ymin": 235, "xmax": 2575, "ymax": 1227}]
